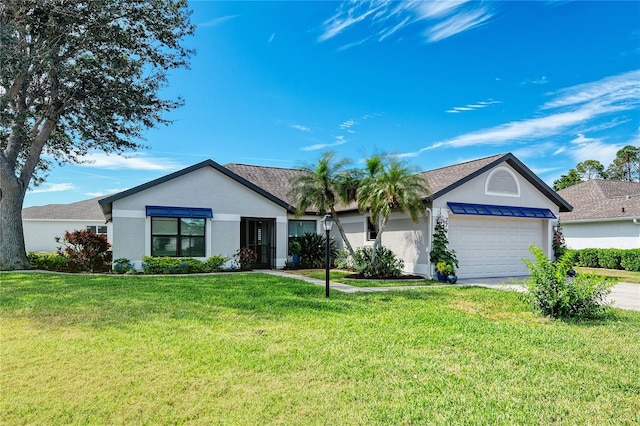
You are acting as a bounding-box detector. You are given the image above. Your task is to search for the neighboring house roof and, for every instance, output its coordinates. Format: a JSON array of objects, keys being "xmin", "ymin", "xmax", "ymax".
[
  {"xmin": 558, "ymin": 179, "xmax": 640, "ymax": 222},
  {"xmin": 22, "ymin": 196, "xmax": 107, "ymax": 221}
]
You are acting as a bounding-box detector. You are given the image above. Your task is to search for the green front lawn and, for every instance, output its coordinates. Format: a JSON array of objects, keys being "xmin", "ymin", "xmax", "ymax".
[
  {"xmin": 288, "ymin": 268, "xmax": 440, "ymax": 287},
  {"xmin": 2, "ymin": 272, "xmax": 639, "ymax": 425},
  {"xmin": 576, "ymin": 267, "xmax": 640, "ymax": 284}
]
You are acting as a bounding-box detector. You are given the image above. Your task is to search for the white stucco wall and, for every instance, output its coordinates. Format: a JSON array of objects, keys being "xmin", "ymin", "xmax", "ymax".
[
  {"xmin": 563, "ymin": 219, "xmax": 640, "ymax": 249},
  {"xmin": 109, "ymin": 166, "xmax": 290, "ymax": 269},
  {"xmin": 23, "ymin": 219, "xmax": 112, "ymax": 253}
]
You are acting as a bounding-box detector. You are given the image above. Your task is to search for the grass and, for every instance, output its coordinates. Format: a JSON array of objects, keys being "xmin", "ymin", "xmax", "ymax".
[
  {"xmin": 576, "ymin": 267, "xmax": 640, "ymax": 284},
  {"xmin": 287, "ymin": 268, "xmax": 441, "ymax": 287},
  {"xmin": 2, "ymin": 272, "xmax": 640, "ymax": 425}
]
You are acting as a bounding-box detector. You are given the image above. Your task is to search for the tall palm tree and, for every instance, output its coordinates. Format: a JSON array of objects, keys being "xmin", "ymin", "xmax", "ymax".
[
  {"xmin": 357, "ymin": 155, "xmax": 429, "ymax": 262},
  {"xmin": 289, "ymin": 151, "xmax": 360, "ymax": 259}
]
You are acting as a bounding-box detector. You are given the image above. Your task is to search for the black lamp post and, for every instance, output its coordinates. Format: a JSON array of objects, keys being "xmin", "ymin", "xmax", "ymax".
[{"xmin": 321, "ymin": 213, "xmax": 334, "ymax": 298}]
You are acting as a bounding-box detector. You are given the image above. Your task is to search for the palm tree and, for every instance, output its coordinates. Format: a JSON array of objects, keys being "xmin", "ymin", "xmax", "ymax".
[
  {"xmin": 289, "ymin": 151, "xmax": 360, "ymax": 259},
  {"xmin": 357, "ymin": 155, "xmax": 429, "ymax": 262}
]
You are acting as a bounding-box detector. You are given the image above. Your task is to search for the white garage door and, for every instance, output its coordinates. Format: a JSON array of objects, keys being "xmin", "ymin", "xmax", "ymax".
[{"xmin": 448, "ymin": 216, "xmax": 543, "ymax": 278}]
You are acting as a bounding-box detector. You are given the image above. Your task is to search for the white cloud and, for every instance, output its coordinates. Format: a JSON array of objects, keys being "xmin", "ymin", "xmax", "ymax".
[
  {"xmin": 412, "ymin": 70, "xmax": 640, "ymax": 156},
  {"xmin": 300, "ymin": 135, "xmax": 347, "ymax": 152},
  {"xmin": 291, "ymin": 124, "xmax": 311, "ymax": 132},
  {"xmin": 446, "ymin": 99, "xmax": 500, "ymax": 113},
  {"xmin": 76, "ymin": 152, "xmax": 184, "ymax": 171},
  {"xmin": 569, "ymin": 133, "xmax": 621, "ymax": 165},
  {"xmin": 340, "ymin": 119, "xmax": 357, "ymax": 129},
  {"xmin": 319, "ymin": 0, "xmax": 495, "ymax": 45},
  {"xmin": 29, "ymin": 183, "xmax": 75, "ymax": 194},
  {"xmin": 268, "ymin": 32, "xmax": 276, "ymax": 43},
  {"xmin": 198, "ymin": 15, "xmax": 240, "ymax": 28},
  {"xmin": 425, "ymin": 7, "xmax": 493, "ymax": 43}
]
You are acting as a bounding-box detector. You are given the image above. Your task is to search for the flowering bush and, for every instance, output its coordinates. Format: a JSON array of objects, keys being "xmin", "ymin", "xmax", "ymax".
[{"xmin": 552, "ymin": 222, "xmax": 567, "ymax": 260}]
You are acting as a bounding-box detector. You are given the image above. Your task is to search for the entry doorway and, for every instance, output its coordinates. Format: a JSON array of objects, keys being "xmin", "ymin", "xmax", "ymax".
[{"xmin": 240, "ymin": 218, "xmax": 275, "ymax": 269}]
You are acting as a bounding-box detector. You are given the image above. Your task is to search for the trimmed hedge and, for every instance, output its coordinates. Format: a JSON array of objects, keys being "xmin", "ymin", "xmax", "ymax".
[
  {"xmin": 572, "ymin": 248, "xmax": 640, "ymax": 272},
  {"xmin": 141, "ymin": 255, "xmax": 229, "ymax": 274}
]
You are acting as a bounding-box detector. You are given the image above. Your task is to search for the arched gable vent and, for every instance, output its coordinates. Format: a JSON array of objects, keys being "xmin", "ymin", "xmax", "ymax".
[{"xmin": 485, "ymin": 167, "xmax": 520, "ymax": 197}]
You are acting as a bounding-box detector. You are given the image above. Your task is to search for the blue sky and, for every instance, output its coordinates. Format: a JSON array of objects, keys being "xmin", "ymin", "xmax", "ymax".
[{"xmin": 25, "ymin": 0, "xmax": 640, "ymax": 207}]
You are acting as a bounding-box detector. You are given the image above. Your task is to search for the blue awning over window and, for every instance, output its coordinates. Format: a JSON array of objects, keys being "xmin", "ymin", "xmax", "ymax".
[
  {"xmin": 447, "ymin": 202, "xmax": 556, "ymax": 219},
  {"xmin": 146, "ymin": 206, "xmax": 213, "ymax": 218}
]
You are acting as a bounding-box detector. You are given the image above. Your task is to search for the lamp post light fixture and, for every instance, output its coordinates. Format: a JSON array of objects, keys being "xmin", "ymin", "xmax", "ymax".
[{"xmin": 320, "ymin": 213, "xmax": 334, "ymax": 298}]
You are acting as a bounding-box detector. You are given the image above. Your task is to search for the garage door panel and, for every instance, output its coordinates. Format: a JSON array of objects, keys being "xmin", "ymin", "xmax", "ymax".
[{"xmin": 448, "ymin": 216, "xmax": 543, "ymax": 278}]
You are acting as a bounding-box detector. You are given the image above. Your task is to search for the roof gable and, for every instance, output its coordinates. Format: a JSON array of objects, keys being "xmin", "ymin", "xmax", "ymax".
[
  {"xmin": 422, "ymin": 153, "xmax": 572, "ymax": 212},
  {"xmin": 98, "ymin": 159, "xmax": 297, "ymax": 220}
]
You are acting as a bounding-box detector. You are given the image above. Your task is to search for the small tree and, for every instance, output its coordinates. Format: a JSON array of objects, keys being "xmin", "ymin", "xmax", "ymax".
[
  {"xmin": 57, "ymin": 229, "xmax": 111, "ymax": 272},
  {"xmin": 429, "ymin": 217, "xmax": 458, "ymax": 272}
]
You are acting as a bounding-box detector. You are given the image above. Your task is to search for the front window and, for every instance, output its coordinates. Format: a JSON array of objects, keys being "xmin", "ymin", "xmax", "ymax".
[
  {"xmin": 86, "ymin": 225, "xmax": 108, "ymax": 236},
  {"xmin": 367, "ymin": 217, "xmax": 377, "ymax": 241},
  {"xmin": 151, "ymin": 217, "xmax": 205, "ymax": 257}
]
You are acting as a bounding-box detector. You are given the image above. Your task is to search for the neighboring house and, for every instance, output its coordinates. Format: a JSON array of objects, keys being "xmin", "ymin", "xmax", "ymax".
[
  {"xmin": 558, "ymin": 180, "xmax": 640, "ymax": 249},
  {"xmin": 95, "ymin": 152, "xmax": 571, "ymax": 279},
  {"xmin": 22, "ymin": 196, "xmax": 111, "ymax": 252}
]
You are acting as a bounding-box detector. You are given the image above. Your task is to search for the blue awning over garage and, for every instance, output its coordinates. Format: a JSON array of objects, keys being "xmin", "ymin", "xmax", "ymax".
[
  {"xmin": 145, "ymin": 205, "xmax": 213, "ymax": 218},
  {"xmin": 447, "ymin": 202, "xmax": 556, "ymax": 219}
]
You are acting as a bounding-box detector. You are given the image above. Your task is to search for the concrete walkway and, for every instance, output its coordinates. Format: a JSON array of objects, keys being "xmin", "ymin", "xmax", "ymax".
[{"xmin": 260, "ymin": 270, "xmax": 640, "ymax": 312}]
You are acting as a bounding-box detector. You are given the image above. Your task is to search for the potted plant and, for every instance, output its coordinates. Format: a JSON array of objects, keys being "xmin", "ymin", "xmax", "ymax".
[
  {"xmin": 288, "ymin": 240, "xmax": 301, "ymax": 268},
  {"xmin": 435, "ymin": 261, "xmax": 451, "ymax": 282},
  {"xmin": 430, "ymin": 217, "xmax": 459, "ymax": 281}
]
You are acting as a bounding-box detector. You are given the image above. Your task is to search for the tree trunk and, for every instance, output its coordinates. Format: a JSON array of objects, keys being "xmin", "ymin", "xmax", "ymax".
[
  {"xmin": 0, "ymin": 173, "xmax": 30, "ymax": 270},
  {"xmin": 330, "ymin": 206, "xmax": 356, "ymax": 259}
]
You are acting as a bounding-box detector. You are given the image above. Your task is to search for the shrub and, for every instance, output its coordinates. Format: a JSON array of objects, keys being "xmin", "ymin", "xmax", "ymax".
[
  {"xmin": 578, "ymin": 248, "xmax": 600, "ymax": 268},
  {"xmin": 597, "ymin": 249, "xmax": 623, "ymax": 270},
  {"xmin": 204, "ymin": 255, "xmax": 230, "ymax": 272},
  {"xmin": 621, "ymin": 249, "xmax": 640, "ymax": 272},
  {"xmin": 57, "ymin": 230, "xmax": 111, "ymax": 272},
  {"xmin": 522, "ymin": 245, "xmax": 614, "ymax": 319},
  {"xmin": 27, "ymin": 252, "xmax": 69, "ymax": 271},
  {"xmin": 353, "ymin": 246, "xmax": 404, "ymax": 278},
  {"xmin": 233, "ymin": 248, "xmax": 257, "ymax": 270},
  {"xmin": 298, "ymin": 232, "xmax": 337, "ymax": 269},
  {"xmin": 141, "ymin": 256, "xmax": 227, "ymax": 274},
  {"xmin": 552, "ymin": 222, "xmax": 568, "ymax": 260},
  {"xmin": 334, "ymin": 249, "xmax": 354, "ymax": 270},
  {"xmin": 113, "ymin": 258, "xmax": 134, "ymax": 274}
]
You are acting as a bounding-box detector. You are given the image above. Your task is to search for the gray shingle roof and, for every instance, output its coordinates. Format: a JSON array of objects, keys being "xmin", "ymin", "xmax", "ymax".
[
  {"xmin": 558, "ymin": 180, "xmax": 640, "ymax": 221},
  {"xmin": 22, "ymin": 196, "xmax": 107, "ymax": 220},
  {"xmin": 223, "ymin": 163, "xmax": 307, "ymax": 208}
]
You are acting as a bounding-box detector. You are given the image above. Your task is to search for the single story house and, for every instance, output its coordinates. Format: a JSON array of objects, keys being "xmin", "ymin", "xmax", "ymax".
[
  {"xmin": 93, "ymin": 152, "xmax": 571, "ymax": 279},
  {"xmin": 557, "ymin": 180, "xmax": 640, "ymax": 249},
  {"xmin": 22, "ymin": 196, "xmax": 111, "ymax": 252}
]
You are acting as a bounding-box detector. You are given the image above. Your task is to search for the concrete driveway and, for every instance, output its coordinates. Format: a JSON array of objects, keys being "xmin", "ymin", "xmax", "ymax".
[{"xmin": 456, "ymin": 277, "xmax": 640, "ymax": 312}]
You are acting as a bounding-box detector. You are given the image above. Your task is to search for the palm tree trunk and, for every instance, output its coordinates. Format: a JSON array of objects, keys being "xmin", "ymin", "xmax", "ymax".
[{"xmin": 330, "ymin": 206, "xmax": 356, "ymax": 259}]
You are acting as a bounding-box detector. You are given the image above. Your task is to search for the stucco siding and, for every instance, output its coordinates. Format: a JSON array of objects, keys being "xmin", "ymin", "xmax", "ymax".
[
  {"xmin": 564, "ymin": 220, "xmax": 640, "ymax": 249},
  {"xmin": 109, "ymin": 166, "xmax": 290, "ymax": 268},
  {"xmin": 23, "ymin": 220, "xmax": 110, "ymax": 253},
  {"xmin": 381, "ymin": 216, "xmax": 430, "ymax": 276},
  {"xmin": 111, "ymin": 216, "xmax": 146, "ymax": 265}
]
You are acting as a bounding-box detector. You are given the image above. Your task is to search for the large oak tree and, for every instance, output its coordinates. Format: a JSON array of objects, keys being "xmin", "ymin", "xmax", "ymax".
[{"xmin": 0, "ymin": 0, "xmax": 194, "ymax": 269}]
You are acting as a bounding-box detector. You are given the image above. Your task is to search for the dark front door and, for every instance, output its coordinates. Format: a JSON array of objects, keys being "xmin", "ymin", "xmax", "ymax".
[{"xmin": 240, "ymin": 218, "xmax": 274, "ymax": 269}]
